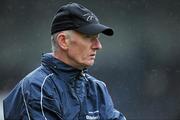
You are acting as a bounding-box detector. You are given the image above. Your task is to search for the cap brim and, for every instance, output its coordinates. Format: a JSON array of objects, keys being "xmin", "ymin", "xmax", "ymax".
[{"xmin": 75, "ymin": 23, "xmax": 114, "ymax": 36}]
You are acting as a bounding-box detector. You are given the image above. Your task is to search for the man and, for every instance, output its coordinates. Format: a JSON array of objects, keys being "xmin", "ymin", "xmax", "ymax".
[{"xmin": 3, "ymin": 3, "xmax": 126, "ymax": 120}]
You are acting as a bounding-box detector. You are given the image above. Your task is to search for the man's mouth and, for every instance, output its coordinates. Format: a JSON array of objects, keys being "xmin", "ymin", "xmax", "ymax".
[{"xmin": 90, "ymin": 54, "xmax": 96, "ymax": 59}]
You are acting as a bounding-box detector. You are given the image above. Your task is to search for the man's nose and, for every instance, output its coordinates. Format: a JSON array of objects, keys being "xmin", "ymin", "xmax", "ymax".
[{"xmin": 92, "ymin": 38, "xmax": 102, "ymax": 50}]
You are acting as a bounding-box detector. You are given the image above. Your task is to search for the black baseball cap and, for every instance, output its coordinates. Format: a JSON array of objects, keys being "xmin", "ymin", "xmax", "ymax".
[{"xmin": 51, "ymin": 3, "xmax": 114, "ymax": 36}]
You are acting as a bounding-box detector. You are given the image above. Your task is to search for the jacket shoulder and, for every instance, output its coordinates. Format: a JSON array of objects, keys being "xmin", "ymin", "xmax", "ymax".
[
  {"xmin": 21, "ymin": 65, "xmax": 55, "ymax": 100},
  {"xmin": 23, "ymin": 65, "xmax": 48, "ymax": 83}
]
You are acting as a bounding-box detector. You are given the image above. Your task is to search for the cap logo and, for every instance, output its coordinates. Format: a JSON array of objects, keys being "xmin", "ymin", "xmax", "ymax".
[{"xmin": 83, "ymin": 13, "xmax": 98, "ymax": 21}]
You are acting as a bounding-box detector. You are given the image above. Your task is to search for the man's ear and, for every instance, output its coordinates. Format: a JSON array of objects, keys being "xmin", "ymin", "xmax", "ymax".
[{"xmin": 56, "ymin": 32, "xmax": 69, "ymax": 50}]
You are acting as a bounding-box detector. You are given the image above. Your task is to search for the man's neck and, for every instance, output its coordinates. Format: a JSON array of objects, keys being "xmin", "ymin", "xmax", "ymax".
[{"xmin": 52, "ymin": 51, "xmax": 84, "ymax": 70}]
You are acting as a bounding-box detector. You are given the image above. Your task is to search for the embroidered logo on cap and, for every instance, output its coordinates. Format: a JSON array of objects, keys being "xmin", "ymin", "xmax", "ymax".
[{"xmin": 83, "ymin": 13, "xmax": 98, "ymax": 21}]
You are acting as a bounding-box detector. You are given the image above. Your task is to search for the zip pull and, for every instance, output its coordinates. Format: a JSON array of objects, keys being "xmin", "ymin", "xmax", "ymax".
[
  {"xmin": 81, "ymin": 70, "xmax": 85, "ymax": 77},
  {"xmin": 81, "ymin": 70, "xmax": 88, "ymax": 81}
]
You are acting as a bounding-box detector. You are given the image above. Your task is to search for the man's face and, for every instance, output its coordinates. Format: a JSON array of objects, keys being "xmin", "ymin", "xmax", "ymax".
[{"xmin": 66, "ymin": 31, "xmax": 102, "ymax": 69}]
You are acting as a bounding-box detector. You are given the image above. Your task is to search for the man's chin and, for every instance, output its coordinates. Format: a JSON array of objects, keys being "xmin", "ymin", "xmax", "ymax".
[{"xmin": 83, "ymin": 61, "xmax": 95, "ymax": 68}]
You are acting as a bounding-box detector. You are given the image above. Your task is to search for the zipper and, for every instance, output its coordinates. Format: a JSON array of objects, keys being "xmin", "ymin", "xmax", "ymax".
[
  {"xmin": 75, "ymin": 70, "xmax": 86, "ymax": 119},
  {"xmin": 76, "ymin": 91, "xmax": 82, "ymax": 119}
]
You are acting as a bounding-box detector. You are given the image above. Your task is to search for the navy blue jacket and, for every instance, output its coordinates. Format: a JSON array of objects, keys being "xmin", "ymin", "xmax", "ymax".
[{"xmin": 3, "ymin": 53, "xmax": 126, "ymax": 120}]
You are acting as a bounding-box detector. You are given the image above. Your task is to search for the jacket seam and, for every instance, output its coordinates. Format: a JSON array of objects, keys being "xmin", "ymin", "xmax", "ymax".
[
  {"xmin": 21, "ymin": 79, "xmax": 31, "ymax": 120},
  {"xmin": 40, "ymin": 73, "xmax": 54, "ymax": 120}
]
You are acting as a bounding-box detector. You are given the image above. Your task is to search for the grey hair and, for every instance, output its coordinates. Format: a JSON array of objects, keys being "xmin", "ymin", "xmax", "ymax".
[{"xmin": 51, "ymin": 30, "xmax": 73, "ymax": 52}]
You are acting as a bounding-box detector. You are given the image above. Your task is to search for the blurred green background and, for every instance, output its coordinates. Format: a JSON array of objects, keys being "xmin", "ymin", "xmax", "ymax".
[{"xmin": 1, "ymin": 0, "xmax": 180, "ymax": 119}]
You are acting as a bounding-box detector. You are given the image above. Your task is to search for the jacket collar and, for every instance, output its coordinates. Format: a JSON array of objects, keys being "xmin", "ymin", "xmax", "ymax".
[{"xmin": 41, "ymin": 53, "xmax": 88, "ymax": 82}]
